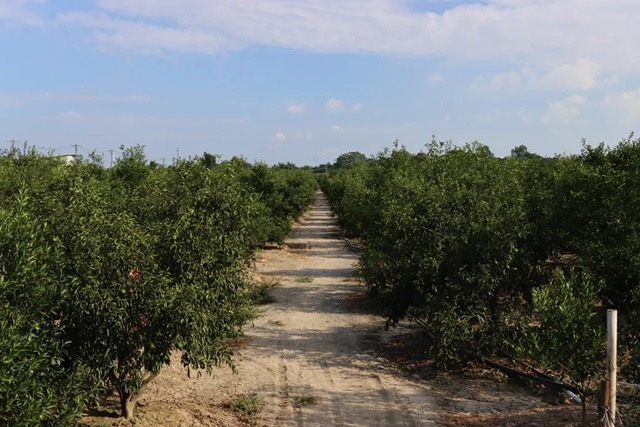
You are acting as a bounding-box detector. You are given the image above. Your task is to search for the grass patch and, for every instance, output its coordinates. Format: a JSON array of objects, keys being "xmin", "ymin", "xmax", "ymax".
[
  {"xmin": 267, "ymin": 320, "xmax": 285, "ymax": 327},
  {"xmin": 228, "ymin": 394, "xmax": 262, "ymax": 424},
  {"xmin": 295, "ymin": 277, "xmax": 314, "ymax": 283},
  {"xmin": 248, "ymin": 277, "xmax": 280, "ymax": 305},
  {"xmin": 294, "ymin": 395, "xmax": 320, "ymax": 406}
]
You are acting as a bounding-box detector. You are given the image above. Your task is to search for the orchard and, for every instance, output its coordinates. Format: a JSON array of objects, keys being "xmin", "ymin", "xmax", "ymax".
[
  {"xmin": 321, "ymin": 135, "xmax": 640, "ymax": 423},
  {"xmin": 0, "ymin": 145, "xmax": 317, "ymax": 424}
]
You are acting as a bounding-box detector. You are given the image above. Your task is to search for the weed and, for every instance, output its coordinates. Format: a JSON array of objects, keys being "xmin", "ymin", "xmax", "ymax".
[
  {"xmin": 228, "ymin": 394, "xmax": 262, "ymax": 424},
  {"xmin": 268, "ymin": 320, "xmax": 284, "ymax": 327},
  {"xmin": 248, "ymin": 277, "xmax": 280, "ymax": 305},
  {"xmin": 294, "ymin": 395, "xmax": 319, "ymax": 406},
  {"xmin": 295, "ymin": 277, "xmax": 314, "ymax": 283}
]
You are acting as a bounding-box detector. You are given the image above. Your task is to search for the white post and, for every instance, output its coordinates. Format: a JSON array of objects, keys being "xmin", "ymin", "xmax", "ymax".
[{"xmin": 607, "ymin": 309, "xmax": 617, "ymax": 426}]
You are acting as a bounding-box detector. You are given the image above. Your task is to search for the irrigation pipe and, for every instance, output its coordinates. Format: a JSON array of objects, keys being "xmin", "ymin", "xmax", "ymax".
[
  {"xmin": 498, "ymin": 349, "xmax": 582, "ymax": 403},
  {"xmin": 459, "ymin": 348, "xmax": 579, "ymax": 394},
  {"xmin": 341, "ymin": 237, "xmax": 363, "ymax": 252},
  {"xmin": 334, "ymin": 231, "xmax": 580, "ymax": 397},
  {"xmin": 404, "ymin": 313, "xmax": 580, "ymax": 395}
]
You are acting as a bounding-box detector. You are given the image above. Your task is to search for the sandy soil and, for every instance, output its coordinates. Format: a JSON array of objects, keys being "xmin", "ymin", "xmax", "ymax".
[{"xmin": 81, "ymin": 192, "xmax": 588, "ymax": 427}]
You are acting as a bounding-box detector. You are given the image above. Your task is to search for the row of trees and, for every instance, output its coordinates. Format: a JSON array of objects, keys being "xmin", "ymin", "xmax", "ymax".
[
  {"xmin": 321, "ymin": 136, "xmax": 640, "ymax": 423},
  {"xmin": 0, "ymin": 145, "xmax": 317, "ymax": 424}
]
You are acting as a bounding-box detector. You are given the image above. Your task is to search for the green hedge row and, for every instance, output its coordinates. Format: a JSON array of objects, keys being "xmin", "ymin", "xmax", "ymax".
[
  {"xmin": 321, "ymin": 137, "xmax": 640, "ymax": 410},
  {"xmin": 0, "ymin": 146, "xmax": 317, "ymax": 424}
]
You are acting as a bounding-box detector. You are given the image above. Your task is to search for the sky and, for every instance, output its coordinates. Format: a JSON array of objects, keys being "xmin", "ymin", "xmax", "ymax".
[{"xmin": 1, "ymin": 0, "xmax": 639, "ymax": 166}]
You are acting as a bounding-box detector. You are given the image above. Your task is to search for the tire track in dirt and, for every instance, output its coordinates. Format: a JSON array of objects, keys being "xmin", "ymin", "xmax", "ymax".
[
  {"xmin": 225, "ymin": 191, "xmax": 439, "ymax": 427},
  {"xmin": 85, "ymin": 191, "xmax": 440, "ymax": 427}
]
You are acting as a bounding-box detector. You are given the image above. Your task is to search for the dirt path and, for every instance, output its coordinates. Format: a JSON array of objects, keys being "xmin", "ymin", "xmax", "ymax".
[
  {"xmin": 221, "ymin": 191, "xmax": 439, "ymax": 426},
  {"xmin": 78, "ymin": 191, "xmax": 437, "ymax": 427},
  {"xmin": 82, "ymin": 192, "xmax": 585, "ymax": 427}
]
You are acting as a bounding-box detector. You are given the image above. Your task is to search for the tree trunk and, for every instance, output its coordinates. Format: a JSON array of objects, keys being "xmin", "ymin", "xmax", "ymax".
[
  {"xmin": 581, "ymin": 396, "xmax": 587, "ymax": 426},
  {"xmin": 119, "ymin": 389, "xmax": 138, "ymax": 420},
  {"xmin": 116, "ymin": 372, "xmax": 159, "ymax": 420}
]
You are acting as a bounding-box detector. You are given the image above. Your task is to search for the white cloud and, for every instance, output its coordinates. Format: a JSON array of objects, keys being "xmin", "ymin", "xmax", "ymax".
[
  {"xmin": 330, "ymin": 125, "xmax": 344, "ymax": 132},
  {"xmin": 325, "ymin": 98, "xmax": 345, "ymax": 113},
  {"xmin": 536, "ymin": 58, "xmax": 600, "ymax": 90},
  {"xmin": 275, "ymin": 131, "xmax": 286, "ymax": 141},
  {"xmin": 490, "ymin": 69, "xmax": 527, "ymax": 89},
  {"xmin": 325, "ymin": 98, "xmax": 361, "ymax": 113},
  {"xmin": 428, "ymin": 74, "xmax": 445, "ymax": 84},
  {"xmin": 287, "ymin": 104, "xmax": 306, "ymax": 114},
  {"xmin": 208, "ymin": 117, "xmax": 248, "ymax": 125},
  {"xmin": 0, "ymin": 91, "xmax": 150, "ymax": 108},
  {"xmin": 0, "ymin": 0, "xmax": 45, "ymax": 25},
  {"xmin": 543, "ymin": 95, "xmax": 586, "ymax": 124},
  {"xmin": 55, "ymin": 111, "xmax": 247, "ymax": 125},
  {"xmin": 602, "ymin": 75, "xmax": 620, "ymax": 88},
  {"xmin": 487, "ymin": 59, "xmax": 601, "ymax": 91},
  {"xmin": 76, "ymin": 94, "xmax": 150, "ymax": 103},
  {"xmin": 56, "ymin": 112, "xmax": 162, "ymax": 124},
  {"xmin": 604, "ymin": 89, "xmax": 640, "ymax": 119},
  {"xmin": 58, "ymin": 11, "xmax": 242, "ymax": 55},
  {"xmin": 58, "ymin": 110, "xmax": 83, "ymax": 121},
  {"xmin": 48, "ymin": 0, "xmax": 640, "ymax": 73}
]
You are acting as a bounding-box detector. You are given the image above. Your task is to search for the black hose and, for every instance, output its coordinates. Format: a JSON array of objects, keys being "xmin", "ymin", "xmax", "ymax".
[
  {"xmin": 404, "ymin": 313, "xmax": 579, "ymax": 394},
  {"xmin": 459, "ymin": 348, "xmax": 579, "ymax": 394},
  {"xmin": 345, "ymin": 253, "xmax": 578, "ymax": 394}
]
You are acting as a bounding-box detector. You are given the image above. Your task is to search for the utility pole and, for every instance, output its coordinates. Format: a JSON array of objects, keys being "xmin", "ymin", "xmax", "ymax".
[
  {"xmin": 109, "ymin": 149, "xmax": 115, "ymax": 167},
  {"xmin": 176, "ymin": 147, "xmax": 180, "ymax": 160},
  {"xmin": 72, "ymin": 144, "xmax": 79, "ymax": 160}
]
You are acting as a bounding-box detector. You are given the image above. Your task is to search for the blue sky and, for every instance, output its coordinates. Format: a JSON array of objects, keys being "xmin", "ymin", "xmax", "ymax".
[{"xmin": 1, "ymin": 0, "xmax": 639, "ymax": 166}]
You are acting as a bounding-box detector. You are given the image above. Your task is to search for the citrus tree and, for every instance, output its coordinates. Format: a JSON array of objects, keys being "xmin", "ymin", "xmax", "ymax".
[{"xmin": 0, "ymin": 146, "xmax": 319, "ymax": 421}]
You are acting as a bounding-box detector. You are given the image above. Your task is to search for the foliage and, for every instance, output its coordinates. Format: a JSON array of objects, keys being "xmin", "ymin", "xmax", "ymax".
[
  {"xmin": 333, "ymin": 151, "xmax": 368, "ymax": 169},
  {"xmin": 228, "ymin": 394, "xmax": 262, "ymax": 424},
  {"xmin": 321, "ymin": 135, "xmax": 640, "ymax": 392},
  {"xmin": 622, "ymin": 285, "xmax": 640, "ymax": 386},
  {"xmin": 323, "ymin": 143, "xmax": 535, "ymax": 363},
  {"xmin": 510, "ymin": 144, "xmax": 541, "ymax": 159},
  {"xmin": 0, "ymin": 192, "xmax": 97, "ymax": 426},
  {"xmin": 0, "ymin": 311, "xmax": 95, "ymax": 427},
  {"xmin": 555, "ymin": 136, "xmax": 640, "ymax": 310},
  {"xmin": 247, "ymin": 277, "xmax": 280, "ymax": 305},
  {"xmin": 239, "ymin": 161, "xmax": 317, "ymax": 243},
  {"xmin": 526, "ymin": 271, "xmax": 605, "ymax": 425},
  {"xmin": 0, "ymin": 146, "xmax": 317, "ymax": 422}
]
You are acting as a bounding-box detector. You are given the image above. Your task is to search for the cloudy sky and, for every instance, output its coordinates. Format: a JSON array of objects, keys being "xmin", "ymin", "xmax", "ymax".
[{"xmin": 1, "ymin": 0, "xmax": 639, "ymax": 165}]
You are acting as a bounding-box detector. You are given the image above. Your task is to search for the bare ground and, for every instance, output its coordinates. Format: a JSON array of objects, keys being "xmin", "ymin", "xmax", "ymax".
[{"xmin": 81, "ymin": 192, "xmax": 589, "ymax": 426}]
